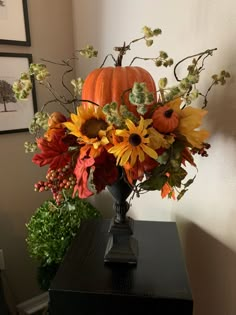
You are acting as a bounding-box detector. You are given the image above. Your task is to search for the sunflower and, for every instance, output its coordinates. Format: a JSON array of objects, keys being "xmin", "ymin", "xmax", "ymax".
[
  {"xmin": 63, "ymin": 104, "xmax": 112, "ymax": 157},
  {"xmin": 108, "ymin": 117, "xmax": 157, "ymax": 167},
  {"xmin": 168, "ymin": 98, "xmax": 209, "ymax": 148}
]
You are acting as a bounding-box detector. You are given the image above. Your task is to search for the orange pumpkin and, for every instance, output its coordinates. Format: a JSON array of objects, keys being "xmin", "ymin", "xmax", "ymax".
[
  {"xmin": 152, "ymin": 105, "xmax": 179, "ymax": 133},
  {"xmin": 81, "ymin": 66, "xmax": 157, "ymax": 116}
]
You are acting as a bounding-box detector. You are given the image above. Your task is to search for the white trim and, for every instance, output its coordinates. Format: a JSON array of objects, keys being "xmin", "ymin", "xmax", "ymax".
[{"xmin": 16, "ymin": 292, "xmax": 49, "ymax": 315}]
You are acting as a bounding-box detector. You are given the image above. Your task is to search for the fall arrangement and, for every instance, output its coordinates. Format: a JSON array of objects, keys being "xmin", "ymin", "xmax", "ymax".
[{"xmin": 13, "ymin": 26, "xmax": 230, "ymax": 205}]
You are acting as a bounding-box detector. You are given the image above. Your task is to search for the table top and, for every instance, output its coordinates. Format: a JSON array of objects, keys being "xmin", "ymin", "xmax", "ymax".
[{"xmin": 50, "ymin": 219, "xmax": 192, "ymax": 302}]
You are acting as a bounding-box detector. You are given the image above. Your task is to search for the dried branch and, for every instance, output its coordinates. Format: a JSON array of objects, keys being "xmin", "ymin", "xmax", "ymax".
[{"xmin": 174, "ymin": 48, "xmax": 217, "ymax": 82}]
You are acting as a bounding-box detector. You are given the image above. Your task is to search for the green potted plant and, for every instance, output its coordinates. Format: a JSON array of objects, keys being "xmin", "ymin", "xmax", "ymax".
[{"xmin": 26, "ymin": 196, "xmax": 101, "ymax": 290}]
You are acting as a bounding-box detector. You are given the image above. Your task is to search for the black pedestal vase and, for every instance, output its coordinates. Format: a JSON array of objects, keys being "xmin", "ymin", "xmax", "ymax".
[{"xmin": 104, "ymin": 174, "xmax": 138, "ymax": 264}]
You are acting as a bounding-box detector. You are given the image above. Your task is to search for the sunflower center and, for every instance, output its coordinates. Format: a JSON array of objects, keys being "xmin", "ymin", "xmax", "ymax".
[
  {"xmin": 164, "ymin": 109, "xmax": 173, "ymax": 118},
  {"xmin": 81, "ymin": 118, "xmax": 108, "ymax": 138},
  {"xmin": 129, "ymin": 133, "xmax": 142, "ymax": 146}
]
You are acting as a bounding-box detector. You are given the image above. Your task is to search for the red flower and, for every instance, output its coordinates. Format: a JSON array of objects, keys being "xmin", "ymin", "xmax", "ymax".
[
  {"xmin": 32, "ymin": 134, "xmax": 71, "ymax": 169},
  {"xmin": 73, "ymin": 156, "xmax": 95, "ymax": 199},
  {"xmin": 92, "ymin": 151, "xmax": 118, "ymax": 192},
  {"xmin": 73, "ymin": 151, "xmax": 118, "ymax": 198}
]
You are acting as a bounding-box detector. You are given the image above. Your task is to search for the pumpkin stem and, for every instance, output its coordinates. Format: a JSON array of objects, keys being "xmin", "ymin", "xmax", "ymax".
[
  {"xmin": 114, "ymin": 42, "xmax": 130, "ymax": 67},
  {"xmin": 164, "ymin": 109, "xmax": 173, "ymax": 118}
]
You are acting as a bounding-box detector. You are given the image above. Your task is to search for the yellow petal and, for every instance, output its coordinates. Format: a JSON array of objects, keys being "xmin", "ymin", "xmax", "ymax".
[
  {"xmin": 120, "ymin": 148, "xmax": 132, "ymax": 166},
  {"xmin": 138, "ymin": 147, "xmax": 145, "ymax": 162},
  {"xmin": 130, "ymin": 147, "xmax": 138, "ymax": 167},
  {"xmin": 116, "ymin": 129, "xmax": 129, "ymax": 138},
  {"xmin": 108, "ymin": 142, "xmax": 126, "ymax": 155},
  {"xmin": 125, "ymin": 119, "xmax": 136, "ymax": 133},
  {"xmin": 141, "ymin": 144, "xmax": 158, "ymax": 160},
  {"xmin": 63, "ymin": 121, "xmax": 76, "ymax": 131},
  {"xmin": 142, "ymin": 118, "xmax": 153, "ymax": 129}
]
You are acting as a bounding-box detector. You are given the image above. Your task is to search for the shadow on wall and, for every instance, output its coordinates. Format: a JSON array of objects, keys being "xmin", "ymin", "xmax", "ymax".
[{"xmin": 177, "ymin": 219, "xmax": 236, "ymax": 315}]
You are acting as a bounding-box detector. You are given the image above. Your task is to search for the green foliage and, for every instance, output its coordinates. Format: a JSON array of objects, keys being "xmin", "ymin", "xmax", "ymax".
[
  {"xmin": 140, "ymin": 164, "xmax": 168, "ymax": 191},
  {"xmin": 26, "ymin": 196, "xmax": 101, "ymax": 266}
]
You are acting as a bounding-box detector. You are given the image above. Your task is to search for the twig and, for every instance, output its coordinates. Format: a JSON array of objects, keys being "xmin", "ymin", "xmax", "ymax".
[
  {"xmin": 174, "ymin": 48, "xmax": 217, "ymax": 82},
  {"xmin": 100, "ymin": 54, "xmax": 117, "ymax": 68},
  {"xmin": 129, "ymin": 56, "xmax": 154, "ymax": 66},
  {"xmin": 199, "ymin": 80, "xmax": 216, "ymax": 108}
]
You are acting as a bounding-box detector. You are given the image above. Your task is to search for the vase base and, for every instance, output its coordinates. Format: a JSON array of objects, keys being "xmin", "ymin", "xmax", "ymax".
[
  {"xmin": 104, "ymin": 236, "xmax": 138, "ymax": 264},
  {"xmin": 104, "ymin": 217, "xmax": 138, "ymax": 264}
]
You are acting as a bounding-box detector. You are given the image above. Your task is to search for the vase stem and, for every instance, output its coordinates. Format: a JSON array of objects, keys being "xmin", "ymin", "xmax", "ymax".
[{"xmin": 114, "ymin": 201, "xmax": 129, "ymax": 224}]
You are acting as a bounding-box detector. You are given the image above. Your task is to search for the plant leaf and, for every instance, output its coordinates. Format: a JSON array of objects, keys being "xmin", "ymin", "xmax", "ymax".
[
  {"xmin": 177, "ymin": 189, "xmax": 188, "ymax": 200},
  {"xmin": 140, "ymin": 173, "xmax": 168, "ymax": 191},
  {"xmin": 168, "ymin": 167, "xmax": 187, "ymax": 188},
  {"xmin": 184, "ymin": 175, "xmax": 196, "ymax": 188}
]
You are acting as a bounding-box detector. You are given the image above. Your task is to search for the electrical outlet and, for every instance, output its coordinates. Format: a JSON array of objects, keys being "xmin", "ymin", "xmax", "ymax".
[{"xmin": 0, "ymin": 249, "xmax": 5, "ymax": 270}]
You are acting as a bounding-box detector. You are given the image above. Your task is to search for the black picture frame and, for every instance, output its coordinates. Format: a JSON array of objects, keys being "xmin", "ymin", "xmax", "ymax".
[
  {"xmin": 0, "ymin": 52, "xmax": 37, "ymax": 134},
  {"xmin": 0, "ymin": 0, "xmax": 31, "ymax": 46}
]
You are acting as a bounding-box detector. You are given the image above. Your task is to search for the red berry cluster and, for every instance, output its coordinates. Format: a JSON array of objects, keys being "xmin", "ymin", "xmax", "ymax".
[
  {"xmin": 191, "ymin": 142, "xmax": 211, "ymax": 157},
  {"xmin": 34, "ymin": 164, "xmax": 76, "ymax": 204}
]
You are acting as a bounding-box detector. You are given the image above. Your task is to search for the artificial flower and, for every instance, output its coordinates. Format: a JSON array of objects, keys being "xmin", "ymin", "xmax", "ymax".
[
  {"xmin": 73, "ymin": 156, "xmax": 95, "ymax": 199},
  {"xmin": 63, "ymin": 104, "xmax": 112, "ymax": 157},
  {"xmin": 90, "ymin": 150, "xmax": 119, "ymax": 192},
  {"xmin": 108, "ymin": 117, "xmax": 157, "ymax": 167},
  {"xmin": 169, "ymin": 98, "xmax": 209, "ymax": 148},
  {"xmin": 124, "ymin": 155, "xmax": 158, "ymax": 184}
]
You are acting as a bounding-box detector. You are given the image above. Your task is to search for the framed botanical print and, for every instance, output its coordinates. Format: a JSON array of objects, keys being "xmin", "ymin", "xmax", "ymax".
[
  {"xmin": 0, "ymin": 52, "xmax": 37, "ymax": 134},
  {"xmin": 0, "ymin": 0, "xmax": 31, "ymax": 46}
]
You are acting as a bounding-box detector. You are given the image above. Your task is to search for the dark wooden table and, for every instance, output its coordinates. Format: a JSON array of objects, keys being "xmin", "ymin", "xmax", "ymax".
[{"xmin": 49, "ymin": 219, "xmax": 193, "ymax": 315}]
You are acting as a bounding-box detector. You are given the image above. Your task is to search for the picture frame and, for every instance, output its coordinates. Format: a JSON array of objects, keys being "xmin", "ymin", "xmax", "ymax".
[
  {"xmin": 0, "ymin": 0, "xmax": 31, "ymax": 46},
  {"xmin": 0, "ymin": 52, "xmax": 37, "ymax": 134}
]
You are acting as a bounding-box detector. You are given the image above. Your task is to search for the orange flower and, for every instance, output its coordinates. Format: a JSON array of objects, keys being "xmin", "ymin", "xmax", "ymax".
[{"xmin": 44, "ymin": 112, "xmax": 67, "ymax": 141}]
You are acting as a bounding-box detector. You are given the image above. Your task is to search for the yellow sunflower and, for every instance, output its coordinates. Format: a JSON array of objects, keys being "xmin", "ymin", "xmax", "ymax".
[
  {"xmin": 168, "ymin": 98, "xmax": 209, "ymax": 148},
  {"xmin": 63, "ymin": 104, "xmax": 112, "ymax": 157},
  {"xmin": 108, "ymin": 117, "xmax": 157, "ymax": 167}
]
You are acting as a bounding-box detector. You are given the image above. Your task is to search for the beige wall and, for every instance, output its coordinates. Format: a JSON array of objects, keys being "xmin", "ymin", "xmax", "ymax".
[
  {"xmin": 73, "ymin": 0, "xmax": 236, "ymax": 314},
  {"xmin": 0, "ymin": 0, "xmax": 74, "ymax": 305}
]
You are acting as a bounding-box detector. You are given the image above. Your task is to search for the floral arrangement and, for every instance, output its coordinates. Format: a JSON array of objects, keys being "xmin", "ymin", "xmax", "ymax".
[{"xmin": 13, "ymin": 26, "xmax": 230, "ymax": 204}]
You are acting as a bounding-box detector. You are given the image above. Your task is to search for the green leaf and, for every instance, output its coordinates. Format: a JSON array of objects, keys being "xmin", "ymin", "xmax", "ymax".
[
  {"xmin": 177, "ymin": 189, "xmax": 188, "ymax": 200},
  {"xmin": 171, "ymin": 140, "xmax": 185, "ymax": 160},
  {"xmin": 184, "ymin": 175, "xmax": 196, "ymax": 188},
  {"xmin": 140, "ymin": 173, "xmax": 168, "ymax": 191},
  {"xmin": 168, "ymin": 167, "xmax": 187, "ymax": 188}
]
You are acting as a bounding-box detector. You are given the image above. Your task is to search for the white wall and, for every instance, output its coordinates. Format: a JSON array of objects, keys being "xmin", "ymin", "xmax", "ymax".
[{"xmin": 72, "ymin": 0, "xmax": 236, "ymax": 314}]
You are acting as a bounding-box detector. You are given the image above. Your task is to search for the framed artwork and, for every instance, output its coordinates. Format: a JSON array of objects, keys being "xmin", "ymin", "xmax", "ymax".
[
  {"xmin": 0, "ymin": 52, "xmax": 37, "ymax": 134},
  {"xmin": 0, "ymin": 0, "xmax": 31, "ymax": 46}
]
